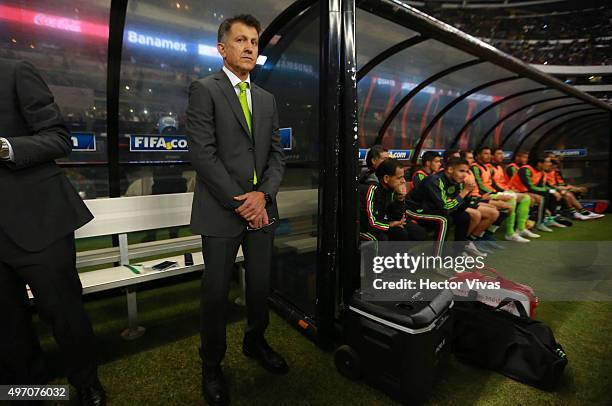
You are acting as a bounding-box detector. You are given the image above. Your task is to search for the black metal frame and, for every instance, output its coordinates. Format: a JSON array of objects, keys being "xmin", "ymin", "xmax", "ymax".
[
  {"xmin": 339, "ymin": 0, "xmax": 360, "ymax": 310},
  {"xmin": 531, "ymin": 113, "xmax": 610, "ymax": 154},
  {"xmin": 449, "ymin": 87, "xmax": 547, "ymax": 148},
  {"xmin": 475, "ymin": 95, "xmax": 571, "ymax": 148},
  {"xmin": 570, "ymin": 118, "xmax": 612, "ymax": 139},
  {"xmin": 499, "ymin": 102, "xmax": 587, "ymax": 147},
  {"xmin": 513, "ymin": 107, "xmax": 600, "ymax": 154},
  {"xmin": 106, "ymin": 0, "xmax": 128, "ymax": 198},
  {"xmin": 253, "ymin": 2, "xmax": 320, "ymax": 85},
  {"xmin": 609, "ymin": 113, "xmax": 612, "ymax": 207},
  {"xmin": 519, "ymin": 110, "xmax": 608, "ymax": 155},
  {"xmin": 412, "ymin": 76, "xmax": 519, "ymax": 162},
  {"xmin": 259, "ymin": 0, "xmax": 318, "ymax": 54},
  {"xmin": 536, "ymin": 113, "xmax": 609, "ymax": 147},
  {"xmin": 375, "ymin": 59, "xmax": 483, "ymax": 145},
  {"xmin": 356, "ymin": 35, "xmax": 427, "ymax": 82},
  {"xmin": 314, "ymin": 0, "xmax": 343, "ymax": 348},
  {"xmin": 557, "ymin": 118, "xmax": 611, "ymax": 155}
]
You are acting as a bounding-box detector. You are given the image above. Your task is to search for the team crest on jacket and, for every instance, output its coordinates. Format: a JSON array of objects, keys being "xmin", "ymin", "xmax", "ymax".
[{"xmin": 448, "ymin": 186, "xmax": 456, "ymax": 194}]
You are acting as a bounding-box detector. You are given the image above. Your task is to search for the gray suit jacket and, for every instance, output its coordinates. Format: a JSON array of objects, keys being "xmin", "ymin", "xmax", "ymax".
[
  {"xmin": 186, "ymin": 70, "xmax": 286, "ymax": 237},
  {"xmin": 0, "ymin": 58, "xmax": 93, "ymax": 251}
]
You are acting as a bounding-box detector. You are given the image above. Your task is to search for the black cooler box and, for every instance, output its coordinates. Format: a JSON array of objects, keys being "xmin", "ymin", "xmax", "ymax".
[{"xmin": 335, "ymin": 289, "xmax": 454, "ymax": 404}]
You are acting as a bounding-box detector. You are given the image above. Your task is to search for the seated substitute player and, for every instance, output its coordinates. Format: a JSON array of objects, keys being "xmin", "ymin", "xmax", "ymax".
[
  {"xmin": 509, "ymin": 155, "xmax": 563, "ymax": 232},
  {"xmin": 412, "ymin": 151, "xmax": 442, "ymax": 189},
  {"xmin": 359, "ymin": 144, "xmax": 388, "ymax": 185},
  {"xmin": 386, "ymin": 181, "xmax": 428, "ymax": 241},
  {"xmin": 460, "ymin": 150, "xmax": 503, "ymax": 252},
  {"xmin": 440, "ymin": 148, "xmax": 460, "ymax": 172},
  {"xmin": 359, "ymin": 158, "xmax": 427, "ymax": 241},
  {"xmin": 474, "ymin": 147, "xmax": 537, "ymax": 242},
  {"xmin": 405, "ymin": 156, "xmax": 487, "ymax": 257},
  {"xmin": 546, "ymin": 156, "xmax": 603, "ymax": 220},
  {"xmin": 506, "ymin": 150, "xmax": 529, "ymax": 182},
  {"xmin": 497, "ymin": 149, "xmax": 537, "ymax": 231}
]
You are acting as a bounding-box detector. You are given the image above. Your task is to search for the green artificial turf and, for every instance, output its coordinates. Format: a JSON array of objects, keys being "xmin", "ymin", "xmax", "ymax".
[{"xmin": 34, "ymin": 217, "xmax": 612, "ymax": 405}]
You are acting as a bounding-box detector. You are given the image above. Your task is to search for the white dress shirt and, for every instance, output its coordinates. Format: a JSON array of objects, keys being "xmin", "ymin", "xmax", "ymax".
[
  {"xmin": 0, "ymin": 137, "xmax": 14, "ymax": 161},
  {"xmin": 222, "ymin": 65, "xmax": 252, "ymax": 113}
]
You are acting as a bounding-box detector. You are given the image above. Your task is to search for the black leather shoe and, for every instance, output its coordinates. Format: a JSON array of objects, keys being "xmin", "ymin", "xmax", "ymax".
[
  {"xmin": 202, "ymin": 367, "xmax": 229, "ymax": 406},
  {"xmin": 77, "ymin": 378, "xmax": 106, "ymax": 406},
  {"xmin": 243, "ymin": 339, "xmax": 289, "ymax": 375},
  {"xmin": 555, "ymin": 216, "xmax": 573, "ymax": 227}
]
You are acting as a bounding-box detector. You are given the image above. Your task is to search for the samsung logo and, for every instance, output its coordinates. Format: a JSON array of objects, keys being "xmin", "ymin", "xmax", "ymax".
[{"xmin": 127, "ymin": 30, "xmax": 187, "ymax": 52}]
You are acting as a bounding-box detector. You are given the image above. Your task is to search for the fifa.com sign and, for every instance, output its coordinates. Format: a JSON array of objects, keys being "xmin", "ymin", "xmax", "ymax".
[{"xmin": 129, "ymin": 135, "xmax": 189, "ymax": 152}]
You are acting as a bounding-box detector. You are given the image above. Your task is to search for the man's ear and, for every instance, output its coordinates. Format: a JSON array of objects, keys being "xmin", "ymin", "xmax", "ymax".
[{"xmin": 217, "ymin": 43, "xmax": 226, "ymax": 58}]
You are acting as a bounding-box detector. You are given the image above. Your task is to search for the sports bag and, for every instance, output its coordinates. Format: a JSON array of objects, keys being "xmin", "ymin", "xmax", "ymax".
[{"xmin": 452, "ymin": 299, "xmax": 568, "ymax": 390}]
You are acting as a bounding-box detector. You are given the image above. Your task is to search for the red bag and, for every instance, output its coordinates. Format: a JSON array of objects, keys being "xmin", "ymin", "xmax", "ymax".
[
  {"xmin": 449, "ymin": 267, "xmax": 539, "ymax": 318},
  {"xmin": 580, "ymin": 200, "xmax": 609, "ymax": 214}
]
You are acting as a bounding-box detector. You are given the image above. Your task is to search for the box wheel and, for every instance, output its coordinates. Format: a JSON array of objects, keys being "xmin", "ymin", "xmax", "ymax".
[{"xmin": 334, "ymin": 344, "xmax": 361, "ymax": 380}]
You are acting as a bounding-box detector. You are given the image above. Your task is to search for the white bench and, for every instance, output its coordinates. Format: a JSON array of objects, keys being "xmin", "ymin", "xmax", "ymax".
[{"xmin": 28, "ymin": 189, "xmax": 318, "ymax": 339}]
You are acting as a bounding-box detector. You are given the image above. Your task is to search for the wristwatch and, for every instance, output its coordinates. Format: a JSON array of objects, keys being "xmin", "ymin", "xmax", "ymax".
[{"xmin": 0, "ymin": 139, "xmax": 9, "ymax": 159}]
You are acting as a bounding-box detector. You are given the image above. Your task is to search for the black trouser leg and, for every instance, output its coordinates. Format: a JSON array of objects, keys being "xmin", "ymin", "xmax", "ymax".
[
  {"xmin": 388, "ymin": 226, "xmax": 409, "ymax": 241},
  {"xmin": 200, "ymin": 235, "xmax": 242, "ymax": 368},
  {"xmin": 405, "ymin": 210, "xmax": 449, "ymax": 256},
  {"xmin": 546, "ymin": 194, "xmax": 559, "ymax": 213},
  {"xmin": 402, "ymin": 221, "xmax": 428, "ymax": 241},
  {"xmin": 0, "ymin": 261, "xmax": 46, "ymax": 385},
  {"xmin": 451, "ymin": 210, "xmax": 470, "ymax": 242},
  {"xmin": 0, "ymin": 232, "xmax": 98, "ymax": 388},
  {"xmin": 242, "ymin": 230, "xmax": 274, "ymax": 343}
]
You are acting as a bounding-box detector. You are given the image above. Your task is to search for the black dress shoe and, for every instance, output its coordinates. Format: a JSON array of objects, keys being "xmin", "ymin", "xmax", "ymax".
[
  {"xmin": 77, "ymin": 378, "xmax": 106, "ymax": 406},
  {"xmin": 202, "ymin": 367, "xmax": 229, "ymax": 406},
  {"xmin": 243, "ymin": 339, "xmax": 289, "ymax": 375},
  {"xmin": 555, "ymin": 216, "xmax": 573, "ymax": 227}
]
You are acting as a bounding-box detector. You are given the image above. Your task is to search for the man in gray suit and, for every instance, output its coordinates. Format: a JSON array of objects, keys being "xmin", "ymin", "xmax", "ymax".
[
  {"xmin": 186, "ymin": 14, "xmax": 287, "ymax": 406},
  {"xmin": 0, "ymin": 58, "xmax": 105, "ymax": 405}
]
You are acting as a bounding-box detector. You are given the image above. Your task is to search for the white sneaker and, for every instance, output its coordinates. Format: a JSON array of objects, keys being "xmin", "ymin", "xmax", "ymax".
[
  {"xmin": 572, "ymin": 212, "xmax": 592, "ymax": 221},
  {"xmin": 505, "ymin": 233, "xmax": 530, "ymax": 243},
  {"xmin": 519, "ymin": 229, "xmax": 541, "ymax": 238},
  {"xmin": 586, "ymin": 211, "xmax": 604, "ymax": 219},
  {"xmin": 465, "ymin": 241, "xmax": 488, "ymax": 257},
  {"xmin": 547, "ymin": 219, "xmax": 567, "ymax": 228},
  {"xmin": 536, "ymin": 224, "xmax": 553, "ymax": 232}
]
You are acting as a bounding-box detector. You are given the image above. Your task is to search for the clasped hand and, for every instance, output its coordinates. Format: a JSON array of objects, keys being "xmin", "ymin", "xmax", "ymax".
[{"xmin": 234, "ymin": 191, "xmax": 269, "ymax": 229}]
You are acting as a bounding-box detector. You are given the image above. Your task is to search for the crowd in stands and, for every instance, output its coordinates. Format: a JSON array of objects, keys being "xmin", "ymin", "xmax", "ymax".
[
  {"xmin": 358, "ymin": 145, "xmax": 604, "ymax": 257},
  {"xmin": 419, "ymin": 4, "xmax": 612, "ymax": 65},
  {"xmin": 488, "ymin": 37, "xmax": 611, "ymax": 65}
]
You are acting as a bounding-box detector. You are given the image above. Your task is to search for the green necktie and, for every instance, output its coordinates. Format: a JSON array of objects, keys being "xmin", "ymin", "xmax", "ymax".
[{"xmin": 238, "ymin": 82, "xmax": 257, "ymax": 185}]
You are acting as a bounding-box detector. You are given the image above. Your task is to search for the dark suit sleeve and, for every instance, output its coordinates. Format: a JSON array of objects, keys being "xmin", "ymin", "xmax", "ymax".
[
  {"xmin": 4, "ymin": 61, "xmax": 72, "ymax": 170},
  {"xmin": 257, "ymin": 96, "xmax": 286, "ymax": 201},
  {"xmin": 425, "ymin": 177, "xmax": 464, "ymax": 215},
  {"xmin": 186, "ymin": 80, "xmax": 245, "ymax": 210}
]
